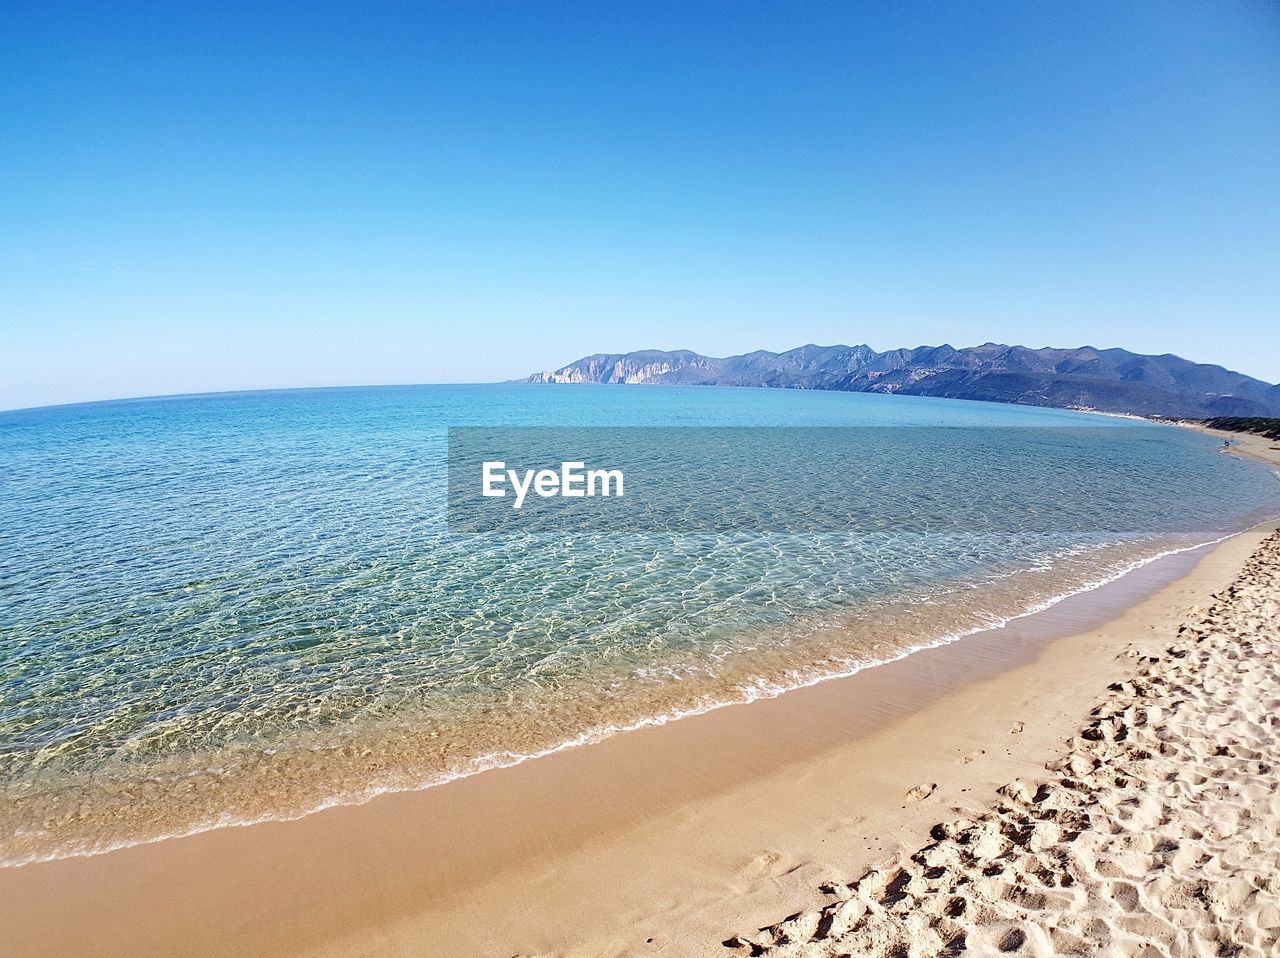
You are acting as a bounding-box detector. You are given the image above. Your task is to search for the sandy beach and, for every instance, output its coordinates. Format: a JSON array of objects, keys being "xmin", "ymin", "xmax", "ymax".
[
  {"xmin": 8, "ymin": 1, "xmax": 1279, "ymax": 953},
  {"xmin": 2, "ymin": 431, "xmax": 1278, "ymax": 957},
  {"xmin": 729, "ymin": 526, "xmax": 1280, "ymax": 957}
]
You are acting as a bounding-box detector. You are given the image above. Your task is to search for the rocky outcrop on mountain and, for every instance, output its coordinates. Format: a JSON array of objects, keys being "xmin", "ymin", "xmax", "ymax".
[
  {"xmin": 523, "ymin": 343, "xmax": 1280, "ymax": 418},
  {"xmin": 524, "ymin": 344, "xmax": 882, "ymax": 389}
]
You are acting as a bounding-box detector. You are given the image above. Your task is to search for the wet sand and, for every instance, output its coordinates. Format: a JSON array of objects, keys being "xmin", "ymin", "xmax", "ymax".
[{"xmin": 2, "ymin": 431, "xmax": 1277, "ymax": 958}]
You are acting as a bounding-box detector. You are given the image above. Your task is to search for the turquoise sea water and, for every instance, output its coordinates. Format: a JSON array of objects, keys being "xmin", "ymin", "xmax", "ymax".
[{"xmin": 1, "ymin": 384, "xmax": 1278, "ymax": 864}]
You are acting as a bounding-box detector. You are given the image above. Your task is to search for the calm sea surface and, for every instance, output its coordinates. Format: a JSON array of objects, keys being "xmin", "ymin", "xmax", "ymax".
[{"xmin": 2, "ymin": 384, "xmax": 1278, "ymax": 863}]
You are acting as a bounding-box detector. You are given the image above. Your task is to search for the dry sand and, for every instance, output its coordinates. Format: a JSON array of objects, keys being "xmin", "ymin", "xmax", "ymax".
[
  {"xmin": 726, "ymin": 529, "xmax": 1280, "ymax": 958},
  {"xmin": 1, "ymin": 429, "xmax": 1277, "ymax": 957}
]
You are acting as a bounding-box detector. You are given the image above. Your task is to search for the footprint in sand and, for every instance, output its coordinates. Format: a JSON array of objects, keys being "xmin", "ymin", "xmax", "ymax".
[
  {"xmin": 728, "ymin": 529, "xmax": 1280, "ymax": 958},
  {"xmin": 741, "ymin": 850, "xmax": 783, "ymax": 878},
  {"xmin": 906, "ymin": 782, "xmax": 937, "ymax": 801},
  {"xmin": 960, "ymin": 748, "xmax": 986, "ymax": 764}
]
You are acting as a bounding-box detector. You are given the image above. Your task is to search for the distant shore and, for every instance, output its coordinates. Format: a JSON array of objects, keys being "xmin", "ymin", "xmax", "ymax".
[
  {"xmin": 1179, "ymin": 419, "xmax": 1280, "ymax": 468},
  {"xmin": 2, "ymin": 430, "xmax": 1278, "ymax": 954}
]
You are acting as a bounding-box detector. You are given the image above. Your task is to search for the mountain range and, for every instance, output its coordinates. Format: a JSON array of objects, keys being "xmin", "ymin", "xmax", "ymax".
[{"xmin": 522, "ymin": 343, "xmax": 1280, "ymax": 419}]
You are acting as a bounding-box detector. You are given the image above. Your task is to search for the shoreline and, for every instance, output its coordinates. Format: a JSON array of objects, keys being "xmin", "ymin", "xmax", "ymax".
[
  {"xmin": 2, "ymin": 512, "xmax": 1277, "ymax": 956},
  {"xmin": 1178, "ymin": 419, "xmax": 1280, "ymax": 468},
  {"xmin": 0, "ymin": 526, "xmax": 1261, "ymax": 870},
  {"xmin": 729, "ymin": 524, "xmax": 1280, "ymax": 956},
  {"xmin": 5, "ymin": 409, "xmax": 1274, "ymax": 873}
]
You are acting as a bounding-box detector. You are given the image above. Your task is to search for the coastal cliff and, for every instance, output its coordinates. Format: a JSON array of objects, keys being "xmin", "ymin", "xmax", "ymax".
[{"xmin": 524, "ymin": 343, "xmax": 1280, "ymax": 419}]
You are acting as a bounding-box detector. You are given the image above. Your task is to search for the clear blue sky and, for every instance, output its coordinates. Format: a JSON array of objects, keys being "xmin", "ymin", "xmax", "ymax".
[{"xmin": 2, "ymin": 0, "xmax": 1278, "ymax": 410}]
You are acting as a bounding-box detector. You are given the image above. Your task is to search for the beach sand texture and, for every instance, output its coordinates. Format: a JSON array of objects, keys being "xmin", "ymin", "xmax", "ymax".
[{"xmin": 726, "ymin": 530, "xmax": 1280, "ymax": 958}]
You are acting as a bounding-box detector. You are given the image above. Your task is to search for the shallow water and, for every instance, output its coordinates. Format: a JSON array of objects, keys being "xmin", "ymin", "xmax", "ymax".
[{"xmin": 1, "ymin": 385, "xmax": 1277, "ymax": 864}]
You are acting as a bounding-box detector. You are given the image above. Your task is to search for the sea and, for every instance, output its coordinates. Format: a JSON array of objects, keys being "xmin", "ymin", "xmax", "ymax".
[{"xmin": 2, "ymin": 383, "xmax": 1277, "ymax": 865}]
